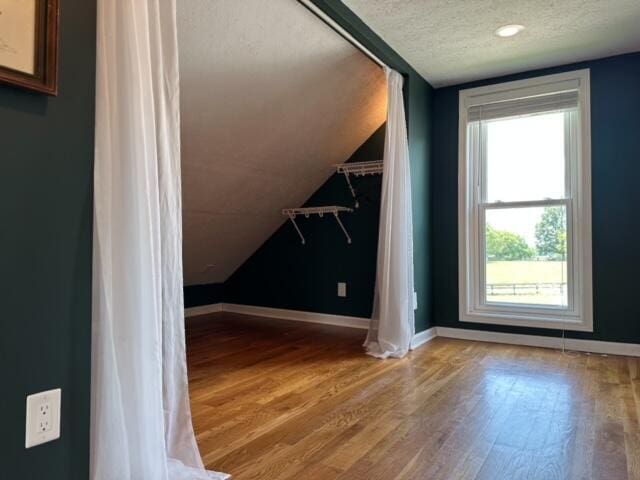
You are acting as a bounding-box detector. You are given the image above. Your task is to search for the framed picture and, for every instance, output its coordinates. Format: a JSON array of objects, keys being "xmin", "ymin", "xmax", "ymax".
[{"xmin": 0, "ymin": 0, "xmax": 59, "ymax": 95}]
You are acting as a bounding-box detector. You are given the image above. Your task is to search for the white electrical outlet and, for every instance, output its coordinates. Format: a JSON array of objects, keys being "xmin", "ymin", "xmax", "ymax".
[
  {"xmin": 25, "ymin": 388, "xmax": 61, "ymax": 448},
  {"xmin": 337, "ymin": 282, "xmax": 347, "ymax": 297},
  {"xmin": 413, "ymin": 291, "xmax": 418, "ymax": 310}
]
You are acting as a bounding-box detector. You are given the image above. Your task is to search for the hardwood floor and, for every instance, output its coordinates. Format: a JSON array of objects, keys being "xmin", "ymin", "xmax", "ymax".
[{"xmin": 187, "ymin": 313, "xmax": 640, "ymax": 480}]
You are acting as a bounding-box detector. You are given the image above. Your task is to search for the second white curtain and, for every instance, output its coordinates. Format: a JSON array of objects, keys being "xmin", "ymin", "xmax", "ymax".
[
  {"xmin": 91, "ymin": 0, "xmax": 228, "ymax": 478},
  {"xmin": 364, "ymin": 68, "xmax": 415, "ymax": 359}
]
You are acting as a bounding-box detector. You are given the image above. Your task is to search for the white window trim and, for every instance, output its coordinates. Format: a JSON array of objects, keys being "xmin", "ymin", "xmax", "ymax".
[{"xmin": 458, "ymin": 69, "xmax": 593, "ymax": 332}]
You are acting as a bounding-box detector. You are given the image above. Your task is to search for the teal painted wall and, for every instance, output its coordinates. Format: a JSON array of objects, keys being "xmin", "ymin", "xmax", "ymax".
[
  {"xmin": 225, "ymin": 126, "xmax": 385, "ymax": 317},
  {"xmin": 431, "ymin": 53, "xmax": 640, "ymax": 342},
  {"xmin": 407, "ymin": 65, "xmax": 433, "ymax": 333},
  {"xmin": 184, "ymin": 282, "xmax": 225, "ymax": 308},
  {"xmin": 0, "ymin": 0, "xmax": 96, "ymax": 478}
]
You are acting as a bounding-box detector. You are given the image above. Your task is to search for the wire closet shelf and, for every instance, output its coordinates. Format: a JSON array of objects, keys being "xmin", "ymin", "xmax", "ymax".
[
  {"xmin": 282, "ymin": 161, "xmax": 383, "ymax": 245},
  {"xmin": 282, "ymin": 206, "xmax": 353, "ymax": 245}
]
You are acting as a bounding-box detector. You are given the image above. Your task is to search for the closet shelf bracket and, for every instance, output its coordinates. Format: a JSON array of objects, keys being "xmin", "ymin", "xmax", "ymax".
[
  {"xmin": 335, "ymin": 160, "xmax": 383, "ymax": 208},
  {"xmin": 282, "ymin": 206, "xmax": 354, "ymax": 245}
]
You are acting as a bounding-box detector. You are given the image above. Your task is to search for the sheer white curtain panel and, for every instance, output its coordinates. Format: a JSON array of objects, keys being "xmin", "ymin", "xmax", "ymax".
[
  {"xmin": 364, "ymin": 68, "xmax": 415, "ymax": 359},
  {"xmin": 91, "ymin": 1, "xmax": 228, "ymax": 478}
]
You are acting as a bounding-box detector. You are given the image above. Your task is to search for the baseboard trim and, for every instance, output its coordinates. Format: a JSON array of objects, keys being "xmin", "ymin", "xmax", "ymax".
[
  {"xmin": 221, "ymin": 303, "xmax": 370, "ymax": 330},
  {"xmin": 183, "ymin": 305, "xmax": 640, "ymax": 357},
  {"xmin": 185, "ymin": 303, "xmax": 437, "ymax": 344},
  {"xmin": 436, "ymin": 327, "xmax": 640, "ymax": 357},
  {"xmin": 411, "ymin": 327, "xmax": 437, "ymax": 350},
  {"xmin": 185, "ymin": 303, "xmax": 223, "ymax": 318}
]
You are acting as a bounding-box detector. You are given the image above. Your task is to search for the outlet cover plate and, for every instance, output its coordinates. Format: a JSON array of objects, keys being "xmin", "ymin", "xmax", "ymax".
[
  {"xmin": 25, "ymin": 388, "xmax": 61, "ymax": 448},
  {"xmin": 338, "ymin": 282, "xmax": 347, "ymax": 298}
]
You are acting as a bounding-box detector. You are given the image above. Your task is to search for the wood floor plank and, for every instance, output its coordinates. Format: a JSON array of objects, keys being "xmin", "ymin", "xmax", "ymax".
[{"xmin": 187, "ymin": 313, "xmax": 640, "ymax": 480}]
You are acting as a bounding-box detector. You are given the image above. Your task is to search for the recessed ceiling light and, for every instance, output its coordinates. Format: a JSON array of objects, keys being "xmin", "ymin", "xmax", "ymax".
[{"xmin": 494, "ymin": 24, "xmax": 525, "ymax": 38}]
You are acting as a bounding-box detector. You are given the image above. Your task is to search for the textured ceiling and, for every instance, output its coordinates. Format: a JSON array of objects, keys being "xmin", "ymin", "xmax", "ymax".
[
  {"xmin": 343, "ymin": 0, "xmax": 640, "ymax": 87},
  {"xmin": 178, "ymin": 0, "xmax": 387, "ymax": 285}
]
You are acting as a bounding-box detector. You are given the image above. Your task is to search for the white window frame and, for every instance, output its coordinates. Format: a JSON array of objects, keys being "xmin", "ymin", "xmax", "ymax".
[{"xmin": 458, "ymin": 69, "xmax": 593, "ymax": 332}]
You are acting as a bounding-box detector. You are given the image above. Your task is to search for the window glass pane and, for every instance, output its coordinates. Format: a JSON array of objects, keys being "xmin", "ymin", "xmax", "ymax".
[
  {"xmin": 485, "ymin": 206, "xmax": 568, "ymax": 307},
  {"xmin": 485, "ymin": 112, "xmax": 566, "ymax": 202}
]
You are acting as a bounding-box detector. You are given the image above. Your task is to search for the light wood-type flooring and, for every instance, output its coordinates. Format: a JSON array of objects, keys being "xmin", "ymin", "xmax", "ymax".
[{"xmin": 187, "ymin": 312, "xmax": 640, "ymax": 480}]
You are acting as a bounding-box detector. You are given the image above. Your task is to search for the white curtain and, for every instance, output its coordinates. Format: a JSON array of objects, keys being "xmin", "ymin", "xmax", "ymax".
[
  {"xmin": 91, "ymin": 1, "xmax": 228, "ymax": 479},
  {"xmin": 364, "ymin": 68, "xmax": 415, "ymax": 359}
]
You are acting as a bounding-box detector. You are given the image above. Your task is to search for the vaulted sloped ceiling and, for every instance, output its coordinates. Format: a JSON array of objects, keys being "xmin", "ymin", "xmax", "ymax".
[{"xmin": 178, "ymin": 0, "xmax": 387, "ymax": 285}]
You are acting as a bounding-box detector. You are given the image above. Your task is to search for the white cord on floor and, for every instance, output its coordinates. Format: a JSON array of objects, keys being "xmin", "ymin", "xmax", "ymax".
[
  {"xmin": 561, "ymin": 330, "xmax": 580, "ymax": 358},
  {"xmin": 560, "ymin": 329, "xmax": 608, "ymax": 358}
]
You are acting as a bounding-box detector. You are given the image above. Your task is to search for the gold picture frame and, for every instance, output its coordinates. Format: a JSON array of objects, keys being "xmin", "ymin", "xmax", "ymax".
[{"xmin": 0, "ymin": 0, "xmax": 59, "ymax": 95}]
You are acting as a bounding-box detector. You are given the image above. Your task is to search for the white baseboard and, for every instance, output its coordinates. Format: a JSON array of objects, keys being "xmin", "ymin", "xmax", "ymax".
[
  {"xmin": 185, "ymin": 303, "xmax": 223, "ymax": 318},
  {"xmin": 185, "ymin": 303, "xmax": 436, "ymax": 347},
  {"xmin": 436, "ymin": 327, "xmax": 640, "ymax": 357},
  {"xmin": 221, "ymin": 303, "xmax": 370, "ymax": 330},
  {"xmin": 183, "ymin": 304, "xmax": 640, "ymax": 358},
  {"xmin": 411, "ymin": 327, "xmax": 437, "ymax": 350}
]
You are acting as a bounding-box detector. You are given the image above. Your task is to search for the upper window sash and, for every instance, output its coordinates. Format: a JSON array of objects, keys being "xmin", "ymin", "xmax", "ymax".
[{"xmin": 470, "ymin": 108, "xmax": 578, "ymax": 205}]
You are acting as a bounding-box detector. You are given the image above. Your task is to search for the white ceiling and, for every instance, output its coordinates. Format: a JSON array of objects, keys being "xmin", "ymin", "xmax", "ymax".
[
  {"xmin": 343, "ymin": 0, "xmax": 640, "ymax": 87},
  {"xmin": 178, "ymin": 0, "xmax": 387, "ymax": 285}
]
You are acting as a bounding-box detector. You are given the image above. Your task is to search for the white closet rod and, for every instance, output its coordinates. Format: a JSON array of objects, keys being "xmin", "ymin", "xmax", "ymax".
[{"xmin": 297, "ymin": 0, "xmax": 389, "ymax": 70}]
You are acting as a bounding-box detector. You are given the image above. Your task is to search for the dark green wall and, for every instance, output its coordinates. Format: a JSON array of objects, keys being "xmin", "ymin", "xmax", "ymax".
[
  {"xmin": 432, "ymin": 53, "xmax": 640, "ymax": 342},
  {"xmin": 225, "ymin": 126, "xmax": 385, "ymax": 317},
  {"xmin": 0, "ymin": 1, "xmax": 96, "ymax": 478},
  {"xmin": 184, "ymin": 282, "xmax": 225, "ymax": 308},
  {"xmin": 407, "ymin": 63, "xmax": 433, "ymax": 333}
]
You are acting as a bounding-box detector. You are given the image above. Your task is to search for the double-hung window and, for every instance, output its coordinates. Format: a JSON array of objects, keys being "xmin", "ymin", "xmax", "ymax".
[{"xmin": 459, "ymin": 70, "xmax": 593, "ymax": 331}]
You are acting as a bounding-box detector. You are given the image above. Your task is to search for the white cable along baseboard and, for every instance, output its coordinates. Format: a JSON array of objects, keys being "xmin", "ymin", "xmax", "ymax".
[{"xmin": 184, "ymin": 304, "xmax": 640, "ymax": 357}]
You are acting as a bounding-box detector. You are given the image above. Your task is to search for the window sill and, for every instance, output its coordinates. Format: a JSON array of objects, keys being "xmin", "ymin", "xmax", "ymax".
[{"xmin": 460, "ymin": 309, "xmax": 593, "ymax": 332}]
